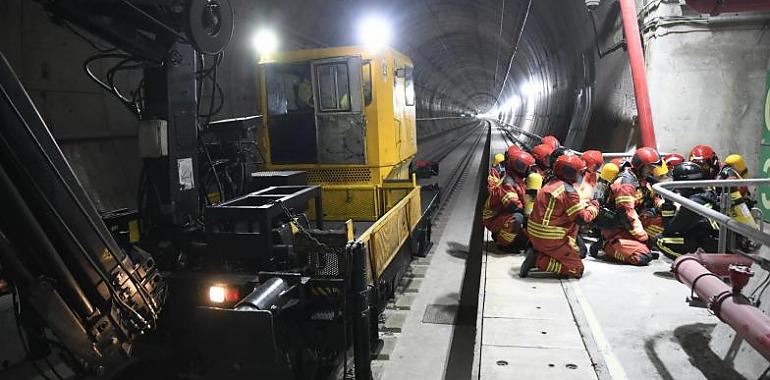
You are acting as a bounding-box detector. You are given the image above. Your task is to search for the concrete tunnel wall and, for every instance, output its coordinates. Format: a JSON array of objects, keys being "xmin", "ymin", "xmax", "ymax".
[{"xmin": 585, "ymin": 0, "xmax": 769, "ymax": 174}]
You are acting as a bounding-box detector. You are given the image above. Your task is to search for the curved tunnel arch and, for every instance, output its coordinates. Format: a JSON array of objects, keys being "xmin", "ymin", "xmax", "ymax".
[{"xmin": 240, "ymin": 0, "xmax": 596, "ymax": 143}]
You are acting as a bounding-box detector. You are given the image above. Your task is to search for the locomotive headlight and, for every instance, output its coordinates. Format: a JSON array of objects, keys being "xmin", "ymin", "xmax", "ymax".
[
  {"xmin": 208, "ymin": 285, "xmax": 226, "ymax": 303},
  {"xmin": 207, "ymin": 284, "xmax": 241, "ymax": 304},
  {"xmin": 252, "ymin": 28, "xmax": 279, "ymax": 55},
  {"xmin": 358, "ymin": 15, "xmax": 391, "ymax": 51}
]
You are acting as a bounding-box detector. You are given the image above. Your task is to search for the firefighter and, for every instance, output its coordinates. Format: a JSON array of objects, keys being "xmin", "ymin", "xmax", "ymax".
[
  {"xmin": 655, "ymin": 161, "xmax": 720, "ymax": 259},
  {"xmin": 492, "ymin": 152, "xmax": 506, "ymax": 176},
  {"xmin": 717, "ymin": 153, "xmax": 760, "ymax": 250},
  {"xmin": 531, "ymin": 143, "xmax": 555, "ymax": 177},
  {"xmin": 542, "ymin": 135, "xmax": 560, "ymax": 149},
  {"xmin": 588, "ymin": 162, "xmax": 621, "ymax": 258},
  {"xmin": 579, "ymin": 150, "xmax": 604, "ymax": 199},
  {"xmin": 520, "ymin": 155, "xmax": 599, "ymax": 278},
  {"xmin": 484, "ymin": 150, "xmax": 512, "ymax": 244},
  {"xmin": 483, "ymin": 150, "xmax": 536, "ymax": 252},
  {"xmin": 719, "ymin": 153, "xmax": 752, "ymax": 199},
  {"xmin": 689, "ymin": 144, "xmax": 720, "ymax": 179},
  {"xmin": 599, "ymin": 147, "xmax": 666, "ymax": 266},
  {"xmin": 576, "ymin": 150, "xmax": 603, "ymax": 258}
]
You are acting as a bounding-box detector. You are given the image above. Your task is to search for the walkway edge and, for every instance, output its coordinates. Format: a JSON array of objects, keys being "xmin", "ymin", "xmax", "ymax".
[{"xmin": 562, "ymin": 278, "xmax": 628, "ymax": 380}]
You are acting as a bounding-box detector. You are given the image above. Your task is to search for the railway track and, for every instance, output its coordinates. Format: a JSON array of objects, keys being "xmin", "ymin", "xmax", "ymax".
[
  {"xmin": 433, "ymin": 123, "xmax": 487, "ymax": 214},
  {"xmin": 328, "ymin": 121, "xmax": 490, "ymax": 380}
]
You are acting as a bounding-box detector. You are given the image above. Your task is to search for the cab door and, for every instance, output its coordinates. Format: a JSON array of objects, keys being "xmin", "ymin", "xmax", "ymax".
[{"xmin": 311, "ymin": 56, "xmax": 366, "ymax": 164}]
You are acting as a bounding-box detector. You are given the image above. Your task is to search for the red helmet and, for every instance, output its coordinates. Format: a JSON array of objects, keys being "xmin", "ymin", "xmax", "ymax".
[
  {"xmin": 505, "ymin": 145, "xmax": 522, "ymax": 160},
  {"xmin": 532, "ymin": 144, "xmax": 555, "ymax": 168},
  {"xmin": 507, "ymin": 151, "xmax": 536, "ymax": 176},
  {"xmin": 582, "ymin": 150, "xmax": 603, "ymax": 173},
  {"xmin": 689, "ymin": 144, "xmax": 720, "ymax": 178},
  {"xmin": 542, "ymin": 135, "xmax": 560, "ymax": 149},
  {"xmin": 631, "ymin": 147, "xmax": 662, "ymax": 171},
  {"xmin": 553, "ymin": 155, "xmax": 586, "ymax": 184},
  {"xmin": 610, "ymin": 157, "xmax": 628, "ymax": 169},
  {"xmin": 663, "ymin": 153, "xmax": 685, "ymax": 168}
]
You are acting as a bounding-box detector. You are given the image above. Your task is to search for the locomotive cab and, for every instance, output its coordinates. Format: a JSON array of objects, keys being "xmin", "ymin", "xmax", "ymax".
[{"xmin": 259, "ymin": 46, "xmax": 418, "ymax": 221}]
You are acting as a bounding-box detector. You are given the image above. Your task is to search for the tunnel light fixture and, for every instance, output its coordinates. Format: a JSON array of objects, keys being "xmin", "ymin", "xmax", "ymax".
[
  {"xmin": 252, "ymin": 28, "xmax": 279, "ymax": 56},
  {"xmin": 358, "ymin": 15, "xmax": 392, "ymax": 51}
]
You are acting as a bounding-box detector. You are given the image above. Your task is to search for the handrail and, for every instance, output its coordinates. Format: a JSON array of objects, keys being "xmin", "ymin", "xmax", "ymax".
[
  {"xmin": 652, "ymin": 179, "xmax": 770, "ymax": 270},
  {"xmin": 492, "ymin": 120, "xmax": 664, "ymax": 159},
  {"xmin": 495, "ymin": 120, "xmax": 544, "ymax": 142}
]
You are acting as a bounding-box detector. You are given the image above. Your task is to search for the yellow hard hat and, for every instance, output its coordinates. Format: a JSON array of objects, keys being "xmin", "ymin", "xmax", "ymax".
[
  {"xmin": 526, "ymin": 172, "xmax": 543, "ymax": 191},
  {"xmin": 493, "ymin": 153, "xmax": 505, "ymax": 166},
  {"xmin": 724, "ymin": 154, "xmax": 748, "ymax": 177},
  {"xmin": 652, "ymin": 162, "xmax": 669, "ymax": 178},
  {"xmin": 599, "ymin": 163, "xmax": 620, "ymax": 182}
]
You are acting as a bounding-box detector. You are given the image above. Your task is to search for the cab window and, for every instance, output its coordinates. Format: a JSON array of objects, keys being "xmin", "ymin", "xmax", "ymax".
[
  {"xmin": 316, "ymin": 62, "xmax": 351, "ymax": 112},
  {"xmin": 363, "ymin": 61, "xmax": 373, "ymax": 106},
  {"xmin": 405, "ymin": 65, "xmax": 415, "ymax": 106},
  {"xmin": 265, "ymin": 63, "xmax": 313, "ymax": 116}
]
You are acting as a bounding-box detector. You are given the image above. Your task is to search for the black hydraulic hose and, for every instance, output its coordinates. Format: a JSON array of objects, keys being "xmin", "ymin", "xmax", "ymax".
[
  {"xmin": 351, "ymin": 242, "xmax": 371, "ymax": 380},
  {"xmin": 0, "ymin": 163, "xmax": 94, "ymax": 317}
]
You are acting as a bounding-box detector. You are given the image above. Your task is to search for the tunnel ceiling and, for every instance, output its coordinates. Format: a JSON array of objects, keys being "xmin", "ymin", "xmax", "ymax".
[{"xmin": 240, "ymin": 0, "xmax": 595, "ymax": 139}]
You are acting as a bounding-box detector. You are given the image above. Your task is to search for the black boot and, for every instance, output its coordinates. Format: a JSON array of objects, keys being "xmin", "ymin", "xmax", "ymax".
[
  {"xmin": 519, "ymin": 248, "xmax": 539, "ymax": 278},
  {"xmin": 588, "ymin": 235, "xmax": 605, "ymax": 259}
]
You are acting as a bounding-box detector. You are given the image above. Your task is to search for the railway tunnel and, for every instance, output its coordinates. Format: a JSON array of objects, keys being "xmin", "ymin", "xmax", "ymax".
[{"xmin": 1, "ymin": 0, "xmax": 770, "ymax": 379}]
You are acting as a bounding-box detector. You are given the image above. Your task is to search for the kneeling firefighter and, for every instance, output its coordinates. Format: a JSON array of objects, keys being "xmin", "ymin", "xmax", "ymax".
[
  {"xmin": 588, "ymin": 162, "xmax": 621, "ymax": 258},
  {"xmin": 598, "ymin": 147, "xmax": 666, "ymax": 266},
  {"xmin": 520, "ymin": 155, "xmax": 599, "ymax": 278},
  {"xmin": 483, "ymin": 149, "xmax": 541, "ymax": 252},
  {"xmin": 655, "ymin": 161, "xmax": 720, "ymax": 259}
]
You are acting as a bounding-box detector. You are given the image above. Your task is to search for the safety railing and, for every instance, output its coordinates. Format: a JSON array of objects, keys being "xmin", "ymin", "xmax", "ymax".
[
  {"xmin": 493, "ymin": 120, "xmax": 665, "ymax": 159},
  {"xmin": 652, "ymin": 178, "xmax": 770, "ymax": 270}
]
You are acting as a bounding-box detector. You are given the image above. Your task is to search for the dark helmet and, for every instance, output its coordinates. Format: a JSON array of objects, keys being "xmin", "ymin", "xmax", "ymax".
[
  {"xmin": 671, "ymin": 161, "xmax": 707, "ymax": 181},
  {"xmin": 672, "ymin": 161, "xmax": 707, "ymax": 197},
  {"xmin": 549, "ymin": 147, "xmax": 574, "ymax": 168},
  {"xmin": 553, "ymin": 155, "xmax": 586, "ymax": 184}
]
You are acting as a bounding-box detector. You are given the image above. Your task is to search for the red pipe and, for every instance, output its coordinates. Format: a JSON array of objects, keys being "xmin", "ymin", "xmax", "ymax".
[
  {"xmin": 686, "ymin": 0, "xmax": 770, "ymax": 15},
  {"xmin": 618, "ymin": 0, "xmax": 657, "ymax": 148},
  {"xmin": 672, "ymin": 255, "xmax": 770, "ymax": 361},
  {"xmin": 688, "ymin": 253, "xmax": 754, "ymax": 277}
]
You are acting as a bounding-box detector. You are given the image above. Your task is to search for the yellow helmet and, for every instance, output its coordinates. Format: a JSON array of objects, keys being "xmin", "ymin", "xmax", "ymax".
[
  {"xmin": 724, "ymin": 154, "xmax": 748, "ymax": 177},
  {"xmin": 599, "ymin": 163, "xmax": 620, "ymax": 182},
  {"xmin": 652, "ymin": 162, "xmax": 669, "ymax": 178},
  {"xmin": 493, "ymin": 153, "xmax": 505, "ymax": 166}
]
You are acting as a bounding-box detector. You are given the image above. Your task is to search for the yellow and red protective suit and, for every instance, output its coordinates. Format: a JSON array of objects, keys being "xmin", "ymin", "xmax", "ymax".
[
  {"xmin": 483, "ymin": 168, "xmax": 527, "ymax": 248},
  {"xmin": 526, "ymin": 180, "xmax": 599, "ymax": 278},
  {"xmin": 600, "ymin": 170, "xmax": 659, "ymax": 265}
]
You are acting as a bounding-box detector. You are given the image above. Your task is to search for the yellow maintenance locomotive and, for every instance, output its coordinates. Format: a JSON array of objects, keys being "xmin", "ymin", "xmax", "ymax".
[{"xmin": 258, "ymin": 46, "xmax": 433, "ymax": 284}]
